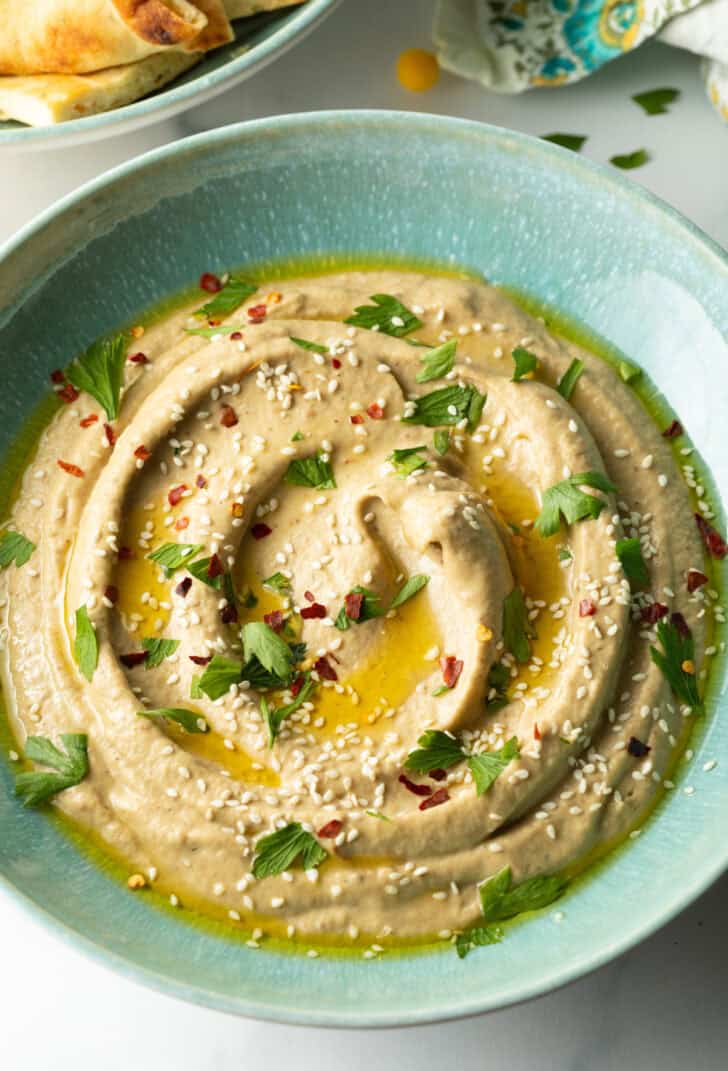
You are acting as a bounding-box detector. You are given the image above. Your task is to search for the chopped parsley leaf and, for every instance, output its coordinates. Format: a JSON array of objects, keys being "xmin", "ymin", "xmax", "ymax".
[
  {"xmin": 403, "ymin": 384, "xmax": 486, "ymax": 431},
  {"xmin": 0, "ymin": 530, "xmax": 35, "ymax": 568},
  {"xmin": 194, "ymin": 273, "xmax": 257, "ymax": 319},
  {"xmin": 616, "ymin": 537, "xmax": 649, "ymax": 588},
  {"xmin": 416, "ymin": 339, "xmax": 457, "ymax": 383},
  {"xmin": 66, "ymin": 333, "xmax": 128, "ymax": 421},
  {"xmin": 511, "ymin": 347, "xmax": 539, "ymax": 382},
  {"xmin": 345, "ymin": 294, "xmax": 422, "ymax": 337},
  {"xmin": 14, "ymin": 733, "xmax": 89, "ymax": 806},
  {"xmin": 137, "ymin": 707, "xmax": 208, "ymax": 733},
  {"xmin": 557, "ymin": 358, "xmax": 584, "ymax": 400},
  {"xmin": 285, "ymin": 454, "xmax": 336, "ymax": 490},
  {"xmin": 251, "ymin": 821, "xmax": 327, "ymax": 878},
  {"xmin": 535, "ymin": 471, "xmax": 616, "ymax": 537}
]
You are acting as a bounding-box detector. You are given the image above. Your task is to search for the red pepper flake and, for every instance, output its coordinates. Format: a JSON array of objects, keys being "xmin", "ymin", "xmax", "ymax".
[
  {"xmin": 366, "ymin": 402, "xmax": 384, "ymax": 420},
  {"xmin": 579, "ymin": 599, "xmax": 597, "ymax": 617},
  {"xmin": 671, "ymin": 611, "xmax": 690, "ymax": 638},
  {"xmin": 317, "ymin": 819, "xmax": 343, "ymax": 839},
  {"xmin": 199, "ymin": 272, "xmax": 222, "ymax": 293},
  {"xmin": 290, "ymin": 676, "xmax": 305, "ymax": 698},
  {"xmin": 304, "ymin": 590, "xmax": 315, "ymax": 602},
  {"xmin": 686, "ymin": 568, "xmax": 709, "ymax": 593},
  {"xmin": 641, "ymin": 602, "xmax": 669, "ymax": 624},
  {"xmin": 104, "ymin": 423, "xmax": 116, "ymax": 446},
  {"xmin": 439, "ymin": 655, "xmax": 464, "ymax": 689},
  {"xmin": 50, "ymin": 369, "xmax": 65, "ymax": 384},
  {"xmin": 118, "ymin": 546, "xmax": 135, "ymax": 560},
  {"xmin": 251, "ymin": 523, "xmax": 272, "ymax": 540},
  {"xmin": 419, "ymin": 788, "xmax": 450, "ymax": 811},
  {"xmin": 344, "ymin": 591, "xmax": 364, "ymax": 621},
  {"xmin": 429, "ymin": 768, "xmax": 447, "ymax": 781},
  {"xmin": 134, "ymin": 445, "xmax": 151, "ymax": 462},
  {"xmin": 195, "ymin": 474, "xmax": 207, "ymax": 489},
  {"xmin": 398, "ymin": 773, "xmax": 432, "ymax": 797},
  {"xmin": 534, "ymin": 722, "xmax": 542, "ymax": 741},
  {"xmin": 175, "ymin": 516, "xmax": 189, "ymax": 531},
  {"xmin": 79, "ymin": 414, "xmax": 98, "ymax": 428},
  {"xmin": 128, "ymin": 352, "xmax": 149, "ymax": 365},
  {"xmin": 301, "ymin": 602, "xmax": 327, "ymax": 620},
  {"xmin": 350, "ymin": 414, "xmax": 364, "ymax": 425},
  {"xmin": 58, "ymin": 383, "xmax": 80, "ymax": 404},
  {"xmin": 168, "ymin": 484, "xmax": 187, "ymax": 507},
  {"xmin": 230, "ymin": 331, "xmax": 243, "ymax": 341},
  {"xmin": 220, "ymin": 603, "xmax": 239, "ymax": 625},
  {"xmin": 627, "ymin": 736, "xmax": 651, "ymax": 758},
  {"xmin": 695, "ymin": 513, "xmax": 728, "ymax": 559},
  {"xmin": 189, "ymin": 654, "xmax": 212, "ymax": 666},
  {"xmin": 314, "ymin": 655, "xmax": 338, "ymax": 681},
  {"xmin": 175, "ymin": 576, "xmax": 192, "ymax": 597},
  {"xmin": 104, "ymin": 585, "xmax": 119, "ymax": 604},
  {"xmin": 662, "ymin": 420, "xmax": 683, "ymax": 439},
  {"xmin": 57, "ymin": 459, "xmax": 84, "ymax": 478},
  {"xmin": 220, "ymin": 404, "xmax": 238, "ymax": 428},
  {"xmin": 207, "ymin": 553, "xmax": 224, "ymax": 579},
  {"xmin": 247, "ymin": 304, "xmax": 267, "ymax": 323},
  {"xmin": 120, "ymin": 651, "xmax": 149, "ymax": 668},
  {"xmin": 264, "ymin": 610, "xmax": 285, "ymax": 632},
  {"xmin": 332, "ymin": 358, "xmax": 342, "ymax": 369}
]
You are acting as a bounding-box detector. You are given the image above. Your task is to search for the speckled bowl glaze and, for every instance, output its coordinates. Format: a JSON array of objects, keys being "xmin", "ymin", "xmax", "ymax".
[
  {"xmin": 0, "ymin": 112, "xmax": 727, "ymax": 1026},
  {"xmin": 0, "ymin": 1, "xmax": 339, "ymax": 150}
]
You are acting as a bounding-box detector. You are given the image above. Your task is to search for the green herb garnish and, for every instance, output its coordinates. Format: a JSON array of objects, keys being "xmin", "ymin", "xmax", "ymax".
[
  {"xmin": 558, "ymin": 547, "xmax": 573, "ymax": 562},
  {"xmin": 387, "ymin": 445, "xmax": 429, "ymax": 478},
  {"xmin": 74, "ymin": 605, "xmax": 98, "ymax": 682},
  {"xmin": 366, "ymin": 810, "xmax": 393, "ymax": 822},
  {"xmin": 66, "ymin": 333, "xmax": 127, "ymax": 421},
  {"xmin": 140, "ymin": 637, "xmax": 180, "ymax": 669},
  {"xmin": 262, "ymin": 674, "xmax": 317, "ymax": 746},
  {"xmin": 486, "ymin": 660, "xmax": 511, "ymax": 711},
  {"xmin": 0, "ymin": 530, "xmax": 35, "ymax": 568},
  {"xmin": 403, "ymin": 384, "xmax": 486, "ymax": 431},
  {"xmin": 262, "ymin": 571, "xmax": 289, "ymax": 592},
  {"xmin": 455, "ymin": 925, "xmax": 504, "ymax": 958},
  {"xmin": 185, "ymin": 324, "xmax": 245, "ymax": 339},
  {"xmin": 285, "ymin": 454, "xmax": 336, "ymax": 490},
  {"xmin": 242, "ymin": 621, "xmax": 295, "ymax": 686},
  {"xmin": 610, "ymin": 148, "xmax": 649, "ymax": 171},
  {"xmin": 195, "ymin": 274, "xmax": 256, "ymax": 319},
  {"xmin": 147, "ymin": 542, "xmax": 204, "ymax": 575},
  {"xmin": 196, "ymin": 654, "xmax": 243, "ymax": 700},
  {"xmin": 345, "ymin": 294, "xmax": 422, "ymax": 337},
  {"xmin": 542, "ymin": 133, "xmax": 587, "ymax": 152},
  {"xmin": 289, "ymin": 336, "xmax": 328, "ymax": 355},
  {"xmin": 416, "ymin": 339, "xmax": 457, "ymax": 383},
  {"xmin": 251, "ymin": 821, "xmax": 327, "ymax": 878},
  {"xmin": 618, "ymin": 359, "xmax": 642, "ymax": 384},
  {"xmin": 616, "ymin": 537, "xmax": 649, "ymax": 588},
  {"xmin": 535, "ymin": 471, "xmax": 616, "ymax": 537},
  {"xmin": 511, "ymin": 347, "xmax": 539, "ymax": 382},
  {"xmin": 15, "ymin": 733, "xmax": 89, "ymax": 806},
  {"xmin": 433, "ymin": 429, "xmax": 450, "ymax": 455},
  {"xmin": 137, "ymin": 707, "xmax": 208, "ymax": 733},
  {"xmin": 557, "ymin": 358, "xmax": 584, "ymax": 401},
  {"xmin": 632, "ymin": 87, "xmax": 679, "ymax": 116},
  {"xmin": 404, "ymin": 729, "xmax": 519, "ymax": 797},
  {"xmin": 291, "ymin": 431, "xmax": 304, "ymax": 442},
  {"xmin": 502, "ymin": 588, "xmax": 533, "ymax": 663},
  {"xmin": 389, "ymin": 574, "xmax": 430, "ymax": 609},
  {"xmin": 480, "ymin": 865, "xmax": 567, "ymax": 923},
  {"xmin": 650, "ymin": 617, "xmax": 703, "ymax": 712},
  {"xmin": 334, "ymin": 586, "xmax": 384, "ymax": 630}
]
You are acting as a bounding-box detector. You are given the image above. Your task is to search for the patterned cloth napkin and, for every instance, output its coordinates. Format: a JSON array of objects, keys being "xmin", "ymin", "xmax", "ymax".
[{"xmin": 433, "ymin": 0, "xmax": 728, "ymax": 121}]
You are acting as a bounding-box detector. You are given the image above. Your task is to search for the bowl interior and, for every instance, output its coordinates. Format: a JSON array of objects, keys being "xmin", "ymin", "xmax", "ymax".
[
  {"xmin": 0, "ymin": 1, "xmax": 338, "ymax": 147},
  {"xmin": 0, "ymin": 112, "xmax": 727, "ymax": 1026}
]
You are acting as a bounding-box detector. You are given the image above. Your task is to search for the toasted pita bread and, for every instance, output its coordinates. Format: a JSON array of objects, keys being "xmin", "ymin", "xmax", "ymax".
[
  {"xmin": 0, "ymin": 51, "xmax": 200, "ymax": 126},
  {"xmin": 0, "ymin": 1, "xmax": 233, "ymax": 76}
]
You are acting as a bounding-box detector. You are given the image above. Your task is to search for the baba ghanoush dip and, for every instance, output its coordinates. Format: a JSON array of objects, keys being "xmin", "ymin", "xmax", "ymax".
[{"xmin": 1, "ymin": 268, "xmax": 724, "ymax": 958}]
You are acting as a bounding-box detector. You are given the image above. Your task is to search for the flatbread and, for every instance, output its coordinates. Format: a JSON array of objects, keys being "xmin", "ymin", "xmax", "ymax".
[
  {"xmin": 0, "ymin": 1, "xmax": 232, "ymax": 75},
  {"xmin": 0, "ymin": 51, "xmax": 200, "ymax": 126}
]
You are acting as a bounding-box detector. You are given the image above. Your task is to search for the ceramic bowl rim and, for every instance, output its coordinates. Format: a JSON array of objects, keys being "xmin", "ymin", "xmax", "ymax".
[{"xmin": 0, "ymin": 110, "xmax": 726, "ymax": 1027}]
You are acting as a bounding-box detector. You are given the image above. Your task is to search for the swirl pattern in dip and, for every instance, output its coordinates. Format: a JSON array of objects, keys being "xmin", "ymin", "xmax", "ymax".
[{"xmin": 1, "ymin": 269, "xmax": 721, "ymax": 951}]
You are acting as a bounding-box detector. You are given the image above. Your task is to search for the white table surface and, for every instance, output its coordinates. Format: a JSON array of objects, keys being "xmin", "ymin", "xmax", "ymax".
[{"xmin": 2, "ymin": 1, "xmax": 727, "ymax": 1066}]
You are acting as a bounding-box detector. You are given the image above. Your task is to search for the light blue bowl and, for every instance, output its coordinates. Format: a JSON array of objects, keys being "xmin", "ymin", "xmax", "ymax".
[
  {"xmin": 0, "ymin": 112, "xmax": 726, "ymax": 1026},
  {"xmin": 0, "ymin": 1, "xmax": 339, "ymax": 150}
]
